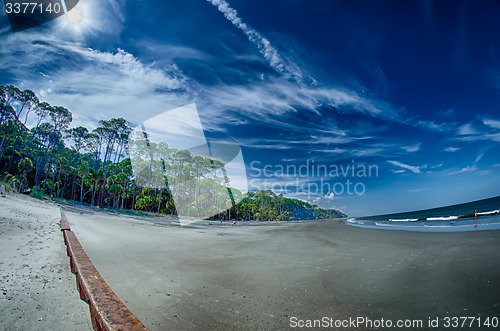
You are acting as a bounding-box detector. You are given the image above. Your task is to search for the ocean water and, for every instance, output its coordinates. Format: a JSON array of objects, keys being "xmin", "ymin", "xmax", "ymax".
[{"xmin": 347, "ymin": 196, "xmax": 500, "ymax": 232}]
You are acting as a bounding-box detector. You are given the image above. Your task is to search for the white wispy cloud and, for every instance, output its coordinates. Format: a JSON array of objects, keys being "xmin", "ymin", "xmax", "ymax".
[
  {"xmin": 444, "ymin": 147, "xmax": 460, "ymax": 152},
  {"xmin": 443, "ymin": 150, "xmax": 485, "ymax": 176},
  {"xmin": 199, "ymin": 79, "xmax": 402, "ymax": 124},
  {"xmin": 409, "ymin": 188, "xmax": 427, "ymax": 193},
  {"xmin": 458, "ymin": 123, "xmax": 478, "ymax": 135},
  {"xmin": 402, "ymin": 143, "xmax": 421, "ymax": 152},
  {"xmin": 206, "ymin": 0, "xmax": 303, "ymax": 82},
  {"xmin": 453, "ymin": 118, "xmax": 500, "ymax": 143},
  {"xmin": 483, "ymin": 118, "xmax": 500, "ymax": 129},
  {"xmin": 456, "ymin": 133, "xmax": 500, "ymax": 143},
  {"xmin": 0, "ymin": 31, "xmax": 191, "ymax": 128},
  {"xmin": 352, "ymin": 148, "xmax": 384, "ymax": 157},
  {"xmin": 58, "ymin": 46, "xmax": 186, "ymax": 92},
  {"xmin": 447, "ymin": 165, "xmax": 478, "ymax": 176},
  {"xmin": 237, "ymin": 136, "xmax": 378, "ymax": 156},
  {"xmin": 387, "ymin": 160, "xmax": 422, "ymax": 174},
  {"xmin": 0, "ymin": 34, "xmax": 186, "ymax": 93},
  {"xmin": 414, "ymin": 120, "xmax": 455, "ymax": 132}
]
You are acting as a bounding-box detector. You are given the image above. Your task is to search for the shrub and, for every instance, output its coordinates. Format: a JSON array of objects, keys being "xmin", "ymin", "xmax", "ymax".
[
  {"xmin": 30, "ymin": 186, "xmax": 46, "ymax": 199},
  {"xmin": 0, "ymin": 173, "xmax": 18, "ymax": 193}
]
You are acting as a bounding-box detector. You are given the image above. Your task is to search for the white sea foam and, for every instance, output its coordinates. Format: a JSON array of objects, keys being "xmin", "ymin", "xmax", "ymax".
[
  {"xmin": 346, "ymin": 218, "xmax": 364, "ymax": 225},
  {"xmin": 423, "ymin": 224, "xmax": 469, "ymax": 228},
  {"xmin": 478, "ymin": 209, "xmax": 500, "ymax": 216},
  {"xmin": 427, "ymin": 216, "xmax": 458, "ymax": 221},
  {"xmin": 375, "ymin": 222, "xmax": 399, "ymax": 227},
  {"xmin": 389, "ymin": 218, "xmax": 418, "ymax": 222}
]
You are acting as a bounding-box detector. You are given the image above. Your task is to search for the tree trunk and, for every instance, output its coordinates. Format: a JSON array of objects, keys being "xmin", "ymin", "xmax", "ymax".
[
  {"xmin": 157, "ymin": 189, "xmax": 162, "ymax": 213},
  {"xmin": 60, "ymin": 174, "xmax": 66, "ymax": 199},
  {"xmin": 50, "ymin": 160, "xmax": 59, "ymax": 198},
  {"xmin": 121, "ymin": 187, "xmax": 126, "ymax": 209},
  {"xmin": 132, "ymin": 182, "xmax": 136, "ymax": 210},
  {"xmin": 91, "ymin": 181, "xmax": 97, "ymax": 206},
  {"xmin": 70, "ymin": 179, "xmax": 75, "ymax": 201}
]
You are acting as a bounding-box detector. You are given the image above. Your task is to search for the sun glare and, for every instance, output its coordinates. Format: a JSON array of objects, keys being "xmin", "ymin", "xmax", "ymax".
[
  {"xmin": 56, "ymin": 2, "xmax": 96, "ymax": 38},
  {"xmin": 66, "ymin": 7, "xmax": 85, "ymax": 26}
]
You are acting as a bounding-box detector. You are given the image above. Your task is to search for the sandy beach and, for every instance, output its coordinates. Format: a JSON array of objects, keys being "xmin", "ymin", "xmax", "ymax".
[
  {"xmin": 59, "ymin": 202, "xmax": 500, "ymax": 330},
  {"xmin": 0, "ymin": 194, "xmax": 91, "ymax": 330},
  {"xmin": 1, "ymin": 193, "xmax": 499, "ymax": 330}
]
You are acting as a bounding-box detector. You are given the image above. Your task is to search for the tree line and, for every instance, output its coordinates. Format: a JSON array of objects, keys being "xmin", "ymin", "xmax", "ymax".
[
  {"xmin": 0, "ymin": 84, "xmax": 346, "ymax": 220},
  {"xmin": 212, "ymin": 190, "xmax": 346, "ymax": 221}
]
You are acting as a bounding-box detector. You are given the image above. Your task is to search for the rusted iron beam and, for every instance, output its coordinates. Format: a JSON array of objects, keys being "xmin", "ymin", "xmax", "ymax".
[
  {"xmin": 61, "ymin": 212, "xmax": 148, "ymax": 331},
  {"xmin": 60, "ymin": 213, "xmax": 71, "ymax": 231}
]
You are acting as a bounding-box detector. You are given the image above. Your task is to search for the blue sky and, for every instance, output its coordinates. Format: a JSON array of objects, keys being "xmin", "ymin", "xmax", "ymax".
[{"xmin": 1, "ymin": 0, "xmax": 500, "ymax": 216}]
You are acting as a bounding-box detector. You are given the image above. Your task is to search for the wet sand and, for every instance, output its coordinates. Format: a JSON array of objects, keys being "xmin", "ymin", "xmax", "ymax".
[
  {"xmin": 62, "ymin": 203, "xmax": 500, "ymax": 330},
  {"xmin": 0, "ymin": 195, "xmax": 92, "ymax": 330}
]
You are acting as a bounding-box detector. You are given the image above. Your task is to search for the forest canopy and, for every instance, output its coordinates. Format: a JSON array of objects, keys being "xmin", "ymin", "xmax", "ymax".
[{"xmin": 0, "ymin": 85, "xmax": 346, "ymax": 220}]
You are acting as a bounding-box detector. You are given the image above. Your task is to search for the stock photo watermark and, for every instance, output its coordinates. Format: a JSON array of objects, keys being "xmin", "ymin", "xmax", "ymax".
[
  {"xmin": 3, "ymin": 0, "xmax": 80, "ymax": 32},
  {"xmin": 289, "ymin": 315, "xmax": 500, "ymax": 329},
  {"xmin": 249, "ymin": 160, "xmax": 379, "ymax": 199}
]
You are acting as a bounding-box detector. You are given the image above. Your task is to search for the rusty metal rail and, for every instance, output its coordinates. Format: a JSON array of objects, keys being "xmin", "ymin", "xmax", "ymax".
[
  {"xmin": 60, "ymin": 212, "xmax": 148, "ymax": 331},
  {"xmin": 61, "ymin": 213, "xmax": 71, "ymax": 231}
]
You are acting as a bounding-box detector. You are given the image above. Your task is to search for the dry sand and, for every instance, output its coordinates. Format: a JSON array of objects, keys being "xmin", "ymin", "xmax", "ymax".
[
  {"xmin": 61, "ymin": 203, "xmax": 500, "ymax": 330},
  {"xmin": 0, "ymin": 194, "xmax": 92, "ymax": 330}
]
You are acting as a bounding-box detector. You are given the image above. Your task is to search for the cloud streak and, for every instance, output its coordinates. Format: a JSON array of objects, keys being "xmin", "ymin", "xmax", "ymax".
[
  {"xmin": 446, "ymin": 165, "xmax": 478, "ymax": 176},
  {"xmin": 458, "ymin": 123, "xmax": 478, "ymax": 135},
  {"xmin": 484, "ymin": 118, "xmax": 500, "ymax": 129},
  {"xmin": 198, "ymin": 78, "xmax": 402, "ymax": 126},
  {"xmin": 206, "ymin": 0, "xmax": 303, "ymax": 82},
  {"xmin": 387, "ymin": 160, "xmax": 422, "ymax": 174},
  {"xmin": 474, "ymin": 153, "xmax": 484, "ymax": 163},
  {"xmin": 402, "ymin": 143, "xmax": 421, "ymax": 152},
  {"xmin": 0, "ymin": 31, "xmax": 192, "ymax": 128}
]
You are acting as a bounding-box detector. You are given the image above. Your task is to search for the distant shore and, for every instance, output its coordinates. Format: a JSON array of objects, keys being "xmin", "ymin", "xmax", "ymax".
[
  {"xmin": 62, "ymin": 201, "xmax": 500, "ymax": 330},
  {"xmin": 57, "ymin": 199, "xmax": 347, "ymax": 227}
]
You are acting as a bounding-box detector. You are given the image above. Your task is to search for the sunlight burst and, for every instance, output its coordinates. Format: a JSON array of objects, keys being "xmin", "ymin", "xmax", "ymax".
[
  {"xmin": 56, "ymin": 2, "xmax": 96, "ymax": 38},
  {"xmin": 66, "ymin": 7, "xmax": 85, "ymax": 26}
]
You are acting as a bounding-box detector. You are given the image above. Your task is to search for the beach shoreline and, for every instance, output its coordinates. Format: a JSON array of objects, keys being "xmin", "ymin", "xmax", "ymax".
[
  {"xmin": 2, "ymin": 194, "xmax": 499, "ymax": 330},
  {"xmin": 61, "ymin": 200, "xmax": 500, "ymax": 330},
  {"xmin": 57, "ymin": 199, "xmax": 347, "ymax": 228}
]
